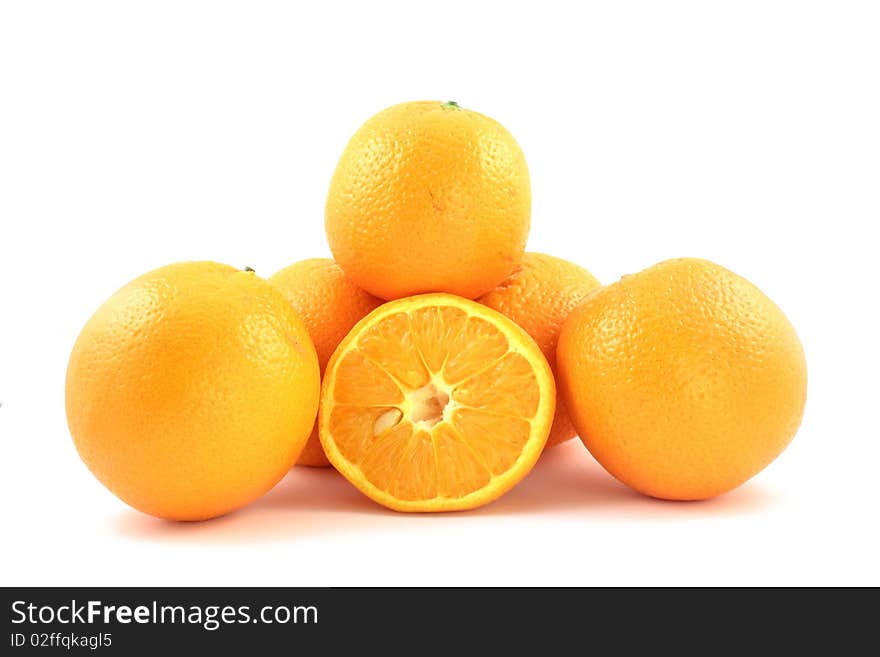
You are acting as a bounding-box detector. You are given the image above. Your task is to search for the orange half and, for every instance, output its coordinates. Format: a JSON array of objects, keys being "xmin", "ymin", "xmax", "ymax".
[{"xmin": 319, "ymin": 294, "xmax": 555, "ymax": 512}]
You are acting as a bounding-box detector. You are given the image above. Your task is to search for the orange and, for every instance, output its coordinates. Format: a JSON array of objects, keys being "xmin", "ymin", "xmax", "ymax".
[
  {"xmin": 65, "ymin": 262, "xmax": 320, "ymax": 521},
  {"xmin": 319, "ymin": 294, "xmax": 555, "ymax": 512},
  {"xmin": 269, "ymin": 258, "xmax": 383, "ymax": 467},
  {"xmin": 325, "ymin": 100, "xmax": 531, "ymax": 300},
  {"xmin": 557, "ymin": 258, "xmax": 807, "ymax": 500},
  {"xmin": 478, "ymin": 252, "xmax": 602, "ymax": 448}
]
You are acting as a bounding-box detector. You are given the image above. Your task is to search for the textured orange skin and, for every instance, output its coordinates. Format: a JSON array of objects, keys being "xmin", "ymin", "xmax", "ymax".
[
  {"xmin": 557, "ymin": 258, "xmax": 807, "ymax": 501},
  {"xmin": 269, "ymin": 258, "xmax": 382, "ymax": 467},
  {"xmin": 65, "ymin": 262, "xmax": 320, "ymax": 521},
  {"xmin": 325, "ymin": 101, "xmax": 531, "ymax": 300},
  {"xmin": 478, "ymin": 253, "xmax": 601, "ymax": 448}
]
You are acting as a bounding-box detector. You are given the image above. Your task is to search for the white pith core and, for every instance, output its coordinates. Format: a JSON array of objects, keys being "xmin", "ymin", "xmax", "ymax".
[{"xmin": 372, "ymin": 378, "xmax": 456, "ymax": 436}]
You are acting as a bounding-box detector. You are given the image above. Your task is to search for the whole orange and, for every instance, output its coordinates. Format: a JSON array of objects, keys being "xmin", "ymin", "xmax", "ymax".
[
  {"xmin": 557, "ymin": 258, "xmax": 807, "ymax": 500},
  {"xmin": 478, "ymin": 252, "xmax": 601, "ymax": 447},
  {"xmin": 325, "ymin": 100, "xmax": 531, "ymax": 300},
  {"xmin": 65, "ymin": 262, "xmax": 320, "ymax": 520},
  {"xmin": 269, "ymin": 258, "xmax": 383, "ymax": 467}
]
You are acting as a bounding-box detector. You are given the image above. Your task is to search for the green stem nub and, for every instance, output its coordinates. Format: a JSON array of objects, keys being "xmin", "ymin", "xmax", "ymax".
[
  {"xmin": 243, "ymin": 266, "xmax": 255, "ymax": 273},
  {"xmin": 441, "ymin": 100, "xmax": 462, "ymax": 110}
]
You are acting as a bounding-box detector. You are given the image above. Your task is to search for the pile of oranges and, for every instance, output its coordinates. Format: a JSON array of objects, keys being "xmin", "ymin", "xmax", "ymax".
[{"xmin": 66, "ymin": 101, "xmax": 807, "ymax": 521}]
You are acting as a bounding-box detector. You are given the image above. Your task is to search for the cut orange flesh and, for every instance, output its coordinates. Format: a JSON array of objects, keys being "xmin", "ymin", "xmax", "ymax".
[{"xmin": 319, "ymin": 294, "xmax": 555, "ymax": 512}]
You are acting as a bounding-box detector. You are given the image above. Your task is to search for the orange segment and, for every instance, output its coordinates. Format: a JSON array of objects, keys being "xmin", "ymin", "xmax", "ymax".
[
  {"xmin": 332, "ymin": 351, "xmax": 404, "ymax": 405},
  {"xmin": 359, "ymin": 423, "xmax": 414, "ymax": 498},
  {"xmin": 442, "ymin": 316, "xmax": 510, "ymax": 384},
  {"xmin": 433, "ymin": 423, "xmax": 492, "ymax": 498},
  {"xmin": 319, "ymin": 293, "xmax": 555, "ymax": 512},
  {"xmin": 328, "ymin": 405, "xmax": 395, "ymax": 464},
  {"xmin": 409, "ymin": 305, "xmax": 469, "ymax": 371},
  {"xmin": 394, "ymin": 429, "xmax": 438, "ymax": 501},
  {"xmin": 356, "ymin": 311, "xmax": 430, "ymax": 388},
  {"xmin": 452, "ymin": 352, "xmax": 541, "ymax": 417},
  {"xmin": 449, "ymin": 408, "xmax": 532, "ymax": 476}
]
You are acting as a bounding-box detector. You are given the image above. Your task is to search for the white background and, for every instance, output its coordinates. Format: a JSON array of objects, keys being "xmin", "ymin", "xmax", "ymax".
[{"xmin": 1, "ymin": 1, "xmax": 878, "ymax": 586}]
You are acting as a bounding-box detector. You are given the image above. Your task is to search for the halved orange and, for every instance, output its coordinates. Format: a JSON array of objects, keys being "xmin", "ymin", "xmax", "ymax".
[{"xmin": 319, "ymin": 293, "xmax": 555, "ymax": 512}]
